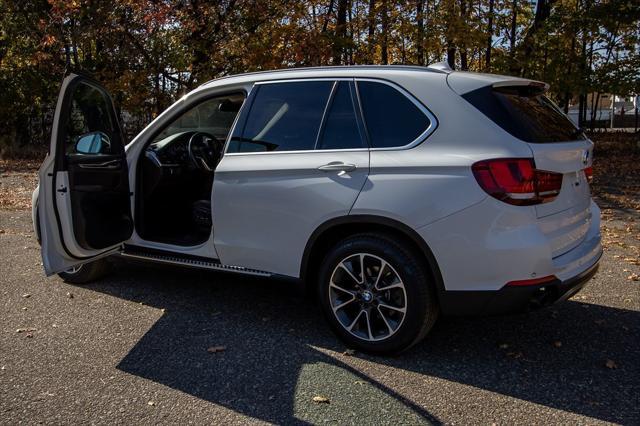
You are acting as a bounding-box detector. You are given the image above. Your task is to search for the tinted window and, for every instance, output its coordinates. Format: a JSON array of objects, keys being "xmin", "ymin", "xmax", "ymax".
[
  {"xmin": 357, "ymin": 81, "xmax": 430, "ymax": 148},
  {"xmin": 462, "ymin": 86, "xmax": 585, "ymax": 143},
  {"xmin": 318, "ymin": 82, "xmax": 364, "ymax": 150},
  {"xmin": 65, "ymin": 82, "xmax": 120, "ymax": 154},
  {"xmin": 229, "ymin": 81, "xmax": 332, "ymax": 152}
]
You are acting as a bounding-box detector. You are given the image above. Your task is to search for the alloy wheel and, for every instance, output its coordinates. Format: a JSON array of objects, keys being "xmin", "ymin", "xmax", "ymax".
[{"xmin": 328, "ymin": 253, "xmax": 407, "ymax": 342}]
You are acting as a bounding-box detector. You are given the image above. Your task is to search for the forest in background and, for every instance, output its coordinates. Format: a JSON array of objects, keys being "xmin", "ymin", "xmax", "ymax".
[{"xmin": 0, "ymin": 0, "xmax": 638, "ymax": 157}]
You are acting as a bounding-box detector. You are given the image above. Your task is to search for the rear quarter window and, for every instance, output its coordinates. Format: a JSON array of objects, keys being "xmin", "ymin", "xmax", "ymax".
[
  {"xmin": 357, "ymin": 81, "xmax": 431, "ymax": 148},
  {"xmin": 462, "ymin": 86, "xmax": 585, "ymax": 143}
]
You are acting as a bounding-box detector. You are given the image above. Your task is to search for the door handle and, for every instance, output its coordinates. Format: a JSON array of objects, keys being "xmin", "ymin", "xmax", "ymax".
[
  {"xmin": 77, "ymin": 159, "xmax": 121, "ymax": 169},
  {"xmin": 317, "ymin": 162, "xmax": 357, "ymax": 172}
]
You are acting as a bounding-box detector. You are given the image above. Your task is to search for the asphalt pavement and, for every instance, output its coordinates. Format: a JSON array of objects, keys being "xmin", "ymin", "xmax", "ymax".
[{"xmin": 1, "ymin": 209, "xmax": 638, "ymax": 425}]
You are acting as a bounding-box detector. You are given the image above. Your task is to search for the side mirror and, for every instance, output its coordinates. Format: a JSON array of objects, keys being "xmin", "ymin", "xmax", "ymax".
[{"xmin": 75, "ymin": 131, "xmax": 111, "ymax": 154}]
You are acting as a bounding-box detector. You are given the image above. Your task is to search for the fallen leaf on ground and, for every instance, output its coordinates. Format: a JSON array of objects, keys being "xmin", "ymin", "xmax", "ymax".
[
  {"xmin": 605, "ymin": 359, "xmax": 618, "ymax": 369},
  {"xmin": 553, "ymin": 341, "xmax": 562, "ymax": 348},
  {"xmin": 312, "ymin": 395, "xmax": 330, "ymax": 404},
  {"xmin": 627, "ymin": 274, "xmax": 639, "ymax": 281},
  {"xmin": 207, "ymin": 346, "xmax": 226, "ymax": 353}
]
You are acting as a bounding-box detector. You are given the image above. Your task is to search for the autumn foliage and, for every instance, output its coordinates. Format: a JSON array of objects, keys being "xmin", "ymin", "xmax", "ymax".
[{"xmin": 0, "ymin": 0, "xmax": 638, "ymax": 156}]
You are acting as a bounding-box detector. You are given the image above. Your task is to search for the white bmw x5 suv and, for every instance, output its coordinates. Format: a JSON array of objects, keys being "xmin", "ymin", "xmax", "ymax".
[{"xmin": 33, "ymin": 65, "xmax": 601, "ymax": 354}]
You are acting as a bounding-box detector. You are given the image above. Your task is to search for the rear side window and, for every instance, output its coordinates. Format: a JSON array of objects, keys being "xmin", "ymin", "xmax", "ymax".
[
  {"xmin": 357, "ymin": 81, "xmax": 431, "ymax": 148},
  {"xmin": 462, "ymin": 86, "xmax": 585, "ymax": 143},
  {"xmin": 317, "ymin": 82, "xmax": 364, "ymax": 150},
  {"xmin": 228, "ymin": 81, "xmax": 332, "ymax": 152}
]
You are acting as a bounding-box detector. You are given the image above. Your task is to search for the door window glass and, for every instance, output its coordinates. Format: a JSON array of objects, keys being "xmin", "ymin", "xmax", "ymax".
[
  {"xmin": 228, "ymin": 81, "xmax": 333, "ymax": 152},
  {"xmin": 357, "ymin": 81, "xmax": 431, "ymax": 148},
  {"xmin": 317, "ymin": 82, "xmax": 364, "ymax": 150},
  {"xmin": 65, "ymin": 82, "xmax": 120, "ymax": 154}
]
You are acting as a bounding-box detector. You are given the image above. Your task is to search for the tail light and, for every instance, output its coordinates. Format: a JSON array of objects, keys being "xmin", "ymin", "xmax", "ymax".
[
  {"xmin": 472, "ymin": 158, "xmax": 562, "ymax": 206},
  {"xmin": 584, "ymin": 166, "xmax": 593, "ymax": 184}
]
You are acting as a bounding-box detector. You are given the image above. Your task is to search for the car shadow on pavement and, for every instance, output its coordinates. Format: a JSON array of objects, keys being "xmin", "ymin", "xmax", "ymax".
[{"xmin": 86, "ymin": 259, "xmax": 639, "ymax": 425}]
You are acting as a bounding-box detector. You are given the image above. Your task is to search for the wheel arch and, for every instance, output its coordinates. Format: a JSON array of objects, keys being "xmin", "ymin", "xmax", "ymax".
[{"xmin": 300, "ymin": 215, "xmax": 445, "ymax": 297}]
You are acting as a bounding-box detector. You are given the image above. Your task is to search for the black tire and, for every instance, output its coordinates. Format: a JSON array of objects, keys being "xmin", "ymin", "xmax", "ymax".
[
  {"xmin": 57, "ymin": 258, "xmax": 110, "ymax": 284},
  {"xmin": 317, "ymin": 233, "xmax": 439, "ymax": 355}
]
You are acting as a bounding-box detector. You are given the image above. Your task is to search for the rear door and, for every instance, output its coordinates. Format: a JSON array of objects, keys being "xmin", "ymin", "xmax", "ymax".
[
  {"xmin": 213, "ymin": 79, "xmax": 370, "ymax": 277},
  {"xmin": 38, "ymin": 73, "xmax": 133, "ymax": 275}
]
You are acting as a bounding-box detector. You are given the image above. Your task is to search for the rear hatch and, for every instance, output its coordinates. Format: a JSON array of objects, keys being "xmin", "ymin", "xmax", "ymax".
[{"xmin": 451, "ymin": 74, "xmax": 594, "ymax": 258}]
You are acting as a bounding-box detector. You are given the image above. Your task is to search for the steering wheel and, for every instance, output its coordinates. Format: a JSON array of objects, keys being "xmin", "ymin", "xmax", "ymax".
[{"xmin": 188, "ymin": 132, "xmax": 221, "ymax": 171}]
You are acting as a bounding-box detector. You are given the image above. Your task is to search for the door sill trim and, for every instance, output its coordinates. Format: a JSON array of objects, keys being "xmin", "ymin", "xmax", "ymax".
[{"xmin": 120, "ymin": 246, "xmax": 271, "ymax": 277}]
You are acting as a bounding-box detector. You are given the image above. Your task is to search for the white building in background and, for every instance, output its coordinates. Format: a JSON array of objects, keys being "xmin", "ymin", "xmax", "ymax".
[{"xmin": 567, "ymin": 93, "xmax": 638, "ymax": 126}]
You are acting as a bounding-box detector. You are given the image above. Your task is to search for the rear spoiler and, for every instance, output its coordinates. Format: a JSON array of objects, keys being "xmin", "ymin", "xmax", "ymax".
[
  {"xmin": 491, "ymin": 80, "xmax": 549, "ymax": 96},
  {"xmin": 447, "ymin": 71, "xmax": 550, "ymax": 96}
]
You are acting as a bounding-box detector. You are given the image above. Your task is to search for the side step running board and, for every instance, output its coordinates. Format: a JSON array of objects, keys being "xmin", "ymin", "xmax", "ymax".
[{"xmin": 120, "ymin": 246, "xmax": 271, "ymax": 277}]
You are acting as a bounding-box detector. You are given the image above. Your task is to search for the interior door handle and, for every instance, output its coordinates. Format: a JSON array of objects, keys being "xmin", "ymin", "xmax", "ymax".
[
  {"xmin": 77, "ymin": 159, "xmax": 121, "ymax": 169},
  {"xmin": 317, "ymin": 162, "xmax": 357, "ymax": 172}
]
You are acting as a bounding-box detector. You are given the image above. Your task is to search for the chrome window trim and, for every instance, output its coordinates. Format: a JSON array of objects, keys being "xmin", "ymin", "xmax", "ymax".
[{"xmin": 222, "ymin": 77, "xmax": 438, "ymax": 156}]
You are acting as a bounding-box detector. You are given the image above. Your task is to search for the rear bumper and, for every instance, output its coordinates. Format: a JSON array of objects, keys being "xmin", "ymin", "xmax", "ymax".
[{"xmin": 439, "ymin": 256, "xmax": 600, "ymax": 316}]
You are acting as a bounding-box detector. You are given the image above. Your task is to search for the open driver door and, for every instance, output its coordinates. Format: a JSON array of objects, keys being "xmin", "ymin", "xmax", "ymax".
[{"xmin": 38, "ymin": 73, "xmax": 133, "ymax": 275}]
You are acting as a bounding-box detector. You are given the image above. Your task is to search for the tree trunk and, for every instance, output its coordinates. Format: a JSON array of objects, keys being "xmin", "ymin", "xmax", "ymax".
[
  {"xmin": 322, "ymin": 0, "xmax": 336, "ymax": 33},
  {"xmin": 485, "ymin": 0, "xmax": 494, "ymax": 71},
  {"xmin": 590, "ymin": 92, "xmax": 601, "ymax": 132},
  {"xmin": 447, "ymin": 47, "xmax": 456, "ymax": 69},
  {"xmin": 333, "ymin": 0, "xmax": 348, "ymax": 64},
  {"xmin": 509, "ymin": 0, "xmax": 517, "ymax": 54},
  {"xmin": 520, "ymin": 0, "xmax": 556, "ymax": 77},
  {"xmin": 368, "ymin": 0, "xmax": 376, "ymax": 62},
  {"xmin": 416, "ymin": 0, "xmax": 425, "ymax": 65},
  {"xmin": 509, "ymin": 0, "xmax": 518, "ymax": 71},
  {"xmin": 380, "ymin": 0, "xmax": 389, "ymax": 64}
]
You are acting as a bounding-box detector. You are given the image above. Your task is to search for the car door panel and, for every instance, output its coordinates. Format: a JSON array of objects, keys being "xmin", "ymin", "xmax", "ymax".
[
  {"xmin": 213, "ymin": 151, "xmax": 369, "ymax": 277},
  {"xmin": 39, "ymin": 73, "xmax": 132, "ymax": 275},
  {"xmin": 212, "ymin": 79, "xmax": 370, "ymax": 277},
  {"xmin": 66, "ymin": 154, "xmax": 132, "ymax": 250}
]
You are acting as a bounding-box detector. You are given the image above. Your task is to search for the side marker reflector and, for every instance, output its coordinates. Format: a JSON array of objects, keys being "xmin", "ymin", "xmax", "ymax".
[{"xmin": 506, "ymin": 275, "xmax": 558, "ymax": 287}]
